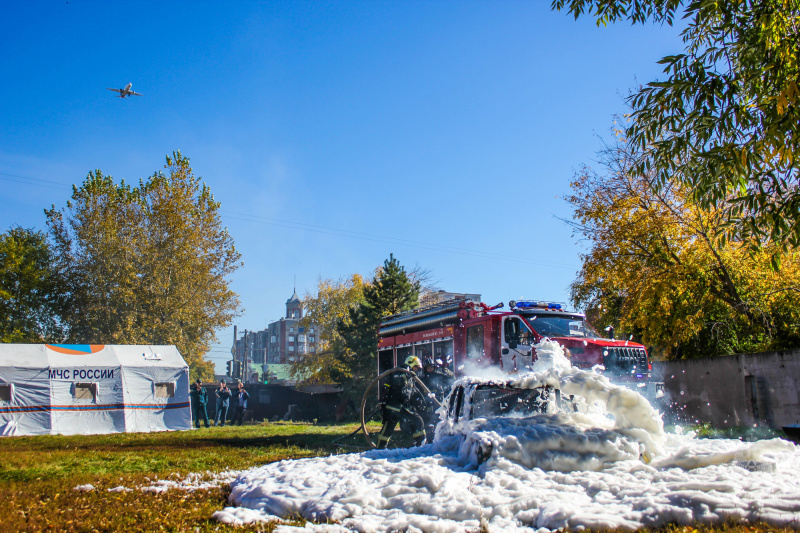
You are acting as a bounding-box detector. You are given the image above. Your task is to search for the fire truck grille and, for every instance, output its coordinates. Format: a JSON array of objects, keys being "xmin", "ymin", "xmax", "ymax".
[{"xmin": 604, "ymin": 347, "xmax": 648, "ymax": 372}]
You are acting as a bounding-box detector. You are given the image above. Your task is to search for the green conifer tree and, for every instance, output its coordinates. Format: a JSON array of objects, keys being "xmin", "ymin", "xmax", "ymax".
[{"xmin": 336, "ymin": 254, "xmax": 420, "ymax": 404}]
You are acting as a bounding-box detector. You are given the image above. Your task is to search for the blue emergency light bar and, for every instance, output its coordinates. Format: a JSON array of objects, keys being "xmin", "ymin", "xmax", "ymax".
[{"xmin": 509, "ymin": 300, "xmax": 564, "ymax": 310}]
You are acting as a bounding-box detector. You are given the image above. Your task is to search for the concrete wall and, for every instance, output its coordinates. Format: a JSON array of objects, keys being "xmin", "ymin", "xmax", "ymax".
[
  {"xmin": 652, "ymin": 349, "xmax": 800, "ymax": 429},
  {"xmin": 201, "ymin": 383, "xmax": 342, "ymax": 423}
]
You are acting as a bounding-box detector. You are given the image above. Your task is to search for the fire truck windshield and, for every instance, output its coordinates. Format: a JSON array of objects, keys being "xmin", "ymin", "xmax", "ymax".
[{"xmin": 522, "ymin": 314, "xmax": 603, "ymax": 339}]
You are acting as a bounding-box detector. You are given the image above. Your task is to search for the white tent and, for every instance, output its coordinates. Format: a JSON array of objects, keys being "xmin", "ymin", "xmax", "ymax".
[{"xmin": 0, "ymin": 344, "xmax": 192, "ymax": 436}]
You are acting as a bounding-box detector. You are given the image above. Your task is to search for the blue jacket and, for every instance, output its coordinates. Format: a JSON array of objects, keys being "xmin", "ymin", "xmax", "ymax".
[{"xmin": 215, "ymin": 387, "xmax": 231, "ymax": 407}]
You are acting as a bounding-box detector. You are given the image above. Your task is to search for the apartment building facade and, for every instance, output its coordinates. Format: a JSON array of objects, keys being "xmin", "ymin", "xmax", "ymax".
[{"xmin": 231, "ymin": 289, "xmax": 319, "ymax": 383}]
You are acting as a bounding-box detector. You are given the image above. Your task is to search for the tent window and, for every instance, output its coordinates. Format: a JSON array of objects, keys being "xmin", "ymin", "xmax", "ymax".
[
  {"xmin": 0, "ymin": 383, "xmax": 12, "ymax": 403},
  {"xmin": 74, "ymin": 383, "xmax": 97, "ymax": 401},
  {"xmin": 155, "ymin": 382, "xmax": 175, "ymax": 398}
]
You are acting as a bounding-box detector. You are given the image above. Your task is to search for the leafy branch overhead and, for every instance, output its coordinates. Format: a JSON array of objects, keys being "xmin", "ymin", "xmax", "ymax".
[{"xmin": 552, "ymin": 0, "xmax": 800, "ymax": 253}]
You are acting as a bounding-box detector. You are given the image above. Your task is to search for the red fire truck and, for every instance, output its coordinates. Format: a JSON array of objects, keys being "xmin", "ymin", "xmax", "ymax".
[{"xmin": 377, "ymin": 296, "xmax": 657, "ymax": 388}]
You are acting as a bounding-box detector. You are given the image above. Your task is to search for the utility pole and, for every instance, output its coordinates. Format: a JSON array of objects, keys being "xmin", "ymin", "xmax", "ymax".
[
  {"xmin": 243, "ymin": 329, "xmax": 249, "ymax": 383},
  {"xmin": 232, "ymin": 325, "xmax": 238, "ymax": 380}
]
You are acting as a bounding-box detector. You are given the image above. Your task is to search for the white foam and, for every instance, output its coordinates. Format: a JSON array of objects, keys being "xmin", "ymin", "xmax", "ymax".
[{"xmin": 215, "ymin": 340, "xmax": 800, "ymax": 532}]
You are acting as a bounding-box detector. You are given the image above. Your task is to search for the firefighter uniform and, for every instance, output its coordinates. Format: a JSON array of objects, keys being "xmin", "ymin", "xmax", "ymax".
[
  {"xmin": 420, "ymin": 359, "xmax": 455, "ymax": 443},
  {"xmin": 421, "ymin": 360, "xmax": 455, "ymax": 400},
  {"xmin": 377, "ymin": 357, "xmax": 426, "ymax": 448}
]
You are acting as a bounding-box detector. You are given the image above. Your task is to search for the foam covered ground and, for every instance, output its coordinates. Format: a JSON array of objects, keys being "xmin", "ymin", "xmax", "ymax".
[{"xmin": 214, "ymin": 341, "xmax": 800, "ymax": 532}]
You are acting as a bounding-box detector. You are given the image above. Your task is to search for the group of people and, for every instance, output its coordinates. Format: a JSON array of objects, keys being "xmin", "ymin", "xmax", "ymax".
[
  {"xmin": 189, "ymin": 379, "xmax": 250, "ymax": 428},
  {"xmin": 377, "ymin": 355, "xmax": 454, "ymax": 449}
]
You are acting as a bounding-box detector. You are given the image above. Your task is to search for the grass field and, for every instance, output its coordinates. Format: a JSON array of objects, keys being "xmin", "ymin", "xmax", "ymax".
[
  {"xmin": 0, "ymin": 421, "xmax": 371, "ymax": 532},
  {"xmin": 0, "ymin": 422, "xmax": 796, "ymax": 532}
]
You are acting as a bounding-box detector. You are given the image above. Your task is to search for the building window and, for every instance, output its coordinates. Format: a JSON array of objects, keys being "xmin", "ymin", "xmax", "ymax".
[
  {"xmin": 310, "ymin": 347, "xmax": 316, "ymax": 353},
  {"xmin": 73, "ymin": 382, "xmax": 98, "ymax": 402},
  {"xmin": 155, "ymin": 382, "xmax": 175, "ymax": 398},
  {"xmin": 288, "ymin": 335, "xmax": 295, "ymax": 342},
  {"xmin": 289, "ymin": 327, "xmax": 294, "ymax": 333},
  {"xmin": 0, "ymin": 383, "xmax": 12, "ymax": 402},
  {"xmin": 310, "ymin": 327, "xmax": 315, "ymax": 333},
  {"xmin": 298, "ymin": 327, "xmax": 305, "ymax": 333},
  {"xmin": 270, "ymin": 335, "xmax": 277, "ymax": 343},
  {"xmin": 309, "ymin": 336, "xmax": 315, "ymax": 343},
  {"xmin": 289, "ymin": 345, "xmax": 295, "ymax": 352},
  {"xmin": 298, "ymin": 334, "xmax": 306, "ymax": 342}
]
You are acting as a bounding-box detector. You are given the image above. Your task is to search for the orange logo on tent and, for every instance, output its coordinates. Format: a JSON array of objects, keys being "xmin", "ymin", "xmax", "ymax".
[{"xmin": 45, "ymin": 344, "xmax": 106, "ymax": 355}]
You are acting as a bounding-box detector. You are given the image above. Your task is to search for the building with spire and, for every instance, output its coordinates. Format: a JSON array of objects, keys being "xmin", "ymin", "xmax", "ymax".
[{"xmin": 230, "ymin": 288, "xmax": 319, "ymax": 383}]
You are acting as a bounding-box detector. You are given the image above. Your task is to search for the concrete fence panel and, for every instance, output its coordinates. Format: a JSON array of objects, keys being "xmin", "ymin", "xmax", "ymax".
[{"xmin": 652, "ymin": 349, "xmax": 800, "ymax": 429}]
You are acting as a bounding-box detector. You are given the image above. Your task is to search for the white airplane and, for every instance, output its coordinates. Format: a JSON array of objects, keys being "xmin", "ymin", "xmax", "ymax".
[{"xmin": 106, "ymin": 83, "xmax": 142, "ymax": 98}]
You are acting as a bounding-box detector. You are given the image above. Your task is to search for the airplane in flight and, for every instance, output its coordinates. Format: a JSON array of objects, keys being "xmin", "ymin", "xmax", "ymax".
[{"xmin": 106, "ymin": 83, "xmax": 142, "ymax": 98}]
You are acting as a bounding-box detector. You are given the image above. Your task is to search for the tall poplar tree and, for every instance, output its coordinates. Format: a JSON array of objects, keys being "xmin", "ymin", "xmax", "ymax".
[{"xmin": 45, "ymin": 152, "xmax": 242, "ymax": 379}]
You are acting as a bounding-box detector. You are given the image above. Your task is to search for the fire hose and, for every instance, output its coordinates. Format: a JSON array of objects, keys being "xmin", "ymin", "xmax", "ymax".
[{"xmin": 360, "ymin": 367, "xmax": 442, "ymax": 449}]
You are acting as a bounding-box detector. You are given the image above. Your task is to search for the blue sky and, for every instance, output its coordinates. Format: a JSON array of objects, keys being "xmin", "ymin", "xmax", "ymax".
[{"xmin": 0, "ymin": 1, "xmax": 683, "ymax": 371}]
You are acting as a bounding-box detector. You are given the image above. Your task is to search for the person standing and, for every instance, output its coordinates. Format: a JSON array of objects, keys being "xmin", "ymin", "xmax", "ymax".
[
  {"xmin": 377, "ymin": 356, "xmax": 426, "ymax": 449},
  {"xmin": 232, "ymin": 381, "xmax": 250, "ymax": 425},
  {"xmin": 214, "ymin": 381, "xmax": 231, "ymax": 426},
  {"xmin": 190, "ymin": 379, "xmax": 210, "ymax": 428}
]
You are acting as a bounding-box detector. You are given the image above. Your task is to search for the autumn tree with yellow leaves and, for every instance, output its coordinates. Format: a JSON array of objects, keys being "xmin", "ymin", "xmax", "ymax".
[
  {"xmin": 568, "ymin": 137, "xmax": 800, "ymax": 359},
  {"xmin": 293, "ymin": 273, "xmax": 369, "ymax": 384},
  {"xmin": 45, "ymin": 152, "xmax": 242, "ymax": 380}
]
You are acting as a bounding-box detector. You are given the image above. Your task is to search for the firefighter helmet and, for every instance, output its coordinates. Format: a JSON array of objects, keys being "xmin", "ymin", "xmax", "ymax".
[{"xmin": 404, "ymin": 356, "xmax": 422, "ymax": 369}]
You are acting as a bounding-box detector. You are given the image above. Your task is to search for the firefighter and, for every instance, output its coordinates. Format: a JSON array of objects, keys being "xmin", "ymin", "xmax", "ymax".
[
  {"xmin": 377, "ymin": 356, "xmax": 427, "ymax": 449},
  {"xmin": 420, "ymin": 357, "xmax": 455, "ymax": 443},
  {"xmin": 421, "ymin": 357, "xmax": 455, "ymax": 400}
]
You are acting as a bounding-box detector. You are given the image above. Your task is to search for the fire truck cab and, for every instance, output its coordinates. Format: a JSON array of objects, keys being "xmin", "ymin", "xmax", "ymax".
[{"xmin": 377, "ymin": 296, "xmax": 654, "ymax": 385}]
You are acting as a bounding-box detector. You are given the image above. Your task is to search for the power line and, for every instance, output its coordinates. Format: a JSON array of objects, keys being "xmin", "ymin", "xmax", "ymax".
[
  {"xmin": 2, "ymin": 168, "xmax": 576, "ymax": 269},
  {"xmin": 0, "ymin": 172, "xmax": 73, "ymax": 191},
  {"xmin": 221, "ymin": 211, "xmax": 574, "ymax": 268}
]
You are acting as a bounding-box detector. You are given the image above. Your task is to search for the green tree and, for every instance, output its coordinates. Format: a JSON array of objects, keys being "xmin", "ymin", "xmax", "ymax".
[
  {"xmin": 552, "ymin": 0, "xmax": 800, "ymax": 253},
  {"xmin": 567, "ymin": 134, "xmax": 800, "ymax": 358},
  {"xmin": 336, "ymin": 254, "xmax": 420, "ymax": 402},
  {"xmin": 45, "ymin": 152, "xmax": 242, "ymax": 380},
  {"xmin": 0, "ymin": 227, "xmax": 66, "ymax": 342}
]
